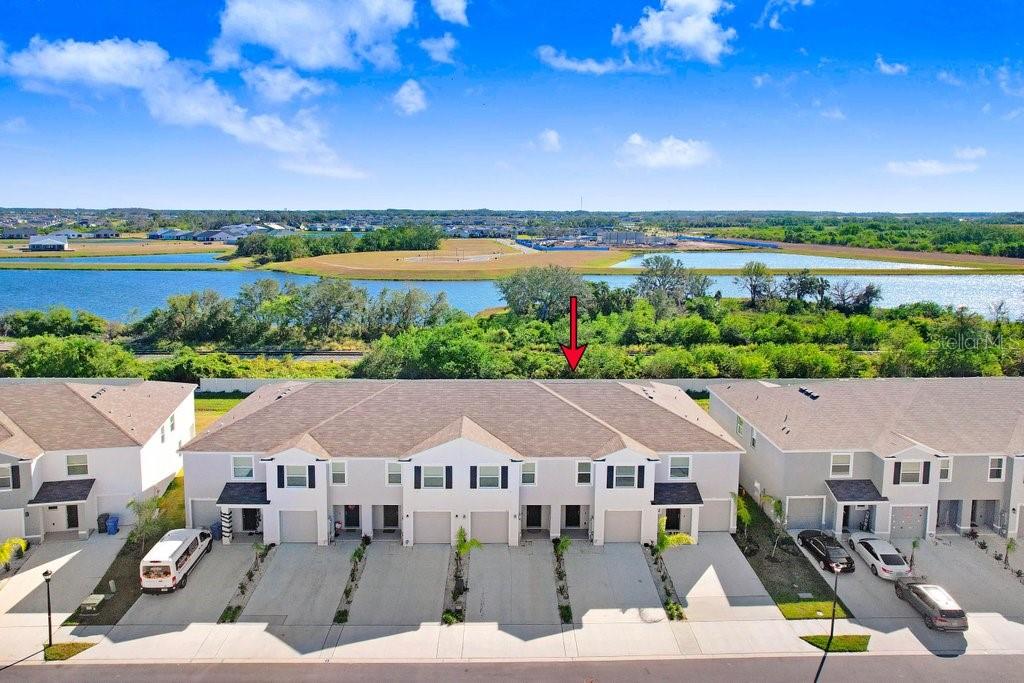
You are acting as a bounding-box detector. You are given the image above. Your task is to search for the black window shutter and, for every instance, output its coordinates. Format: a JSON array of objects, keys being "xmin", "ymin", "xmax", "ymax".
[
  {"xmin": 469, "ymin": 466, "xmax": 477, "ymax": 489},
  {"xmin": 445, "ymin": 465, "xmax": 453, "ymax": 489},
  {"xmin": 893, "ymin": 461, "xmax": 902, "ymax": 485},
  {"xmin": 308, "ymin": 464, "xmax": 316, "ymax": 488},
  {"xmin": 500, "ymin": 466, "xmax": 508, "ymax": 489},
  {"xmin": 922, "ymin": 462, "xmax": 930, "ymax": 485},
  {"xmin": 637, "ymin": 465, "xmax": 645, "ymax": 489},
  {"xmin": 11, "ymin": 465, "xmax": 20, "ymax": 489},
  {"xmin": 414, "ymin": 466, "xmax": 421, "ymax": 489},
  {"xmin": 606, "ymin": 465, "xmax": 614, "ymax": 488},
  {"xmin": 277, "ymin": 465, "xmax": 285, "ymax": 488}
]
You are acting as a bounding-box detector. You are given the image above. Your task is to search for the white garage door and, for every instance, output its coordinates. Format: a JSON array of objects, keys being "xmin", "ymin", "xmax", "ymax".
[
  {"xmin": 698, "ymin": 500, "xmax": 732, "ymax": 532},
  {"xmin": 604, "ymin": 510, "xmax": 642, "ymax": 543},
  {"xmin": 191, "ymin": 499, "xmax": 219, "ymax": 529},
  {"xmin": 786, "ymin": 497, "xmax": 824, "ymax": 530},
  {"xmin": 471, "ymin": 511, "xmax": 509, "ymax": 544},
  {"xmin": 891, "ymin": 506, "xmax": 928, "ymax": 539},
  {"xmin": 414, "ymin": 511, "xmax": 451, "ymax": 544},
  {"xmin": 279, "ymin": 510, "xmax": 318, "ymax": 543}
]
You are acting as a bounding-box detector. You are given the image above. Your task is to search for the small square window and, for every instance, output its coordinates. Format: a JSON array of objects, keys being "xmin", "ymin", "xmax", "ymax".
[
  {"xmin": 576, "ymin": 461, "xmax": 592, "ymax": 485},
  {"xmin": 423, "ymin": 465, "xmax": 445, "ymax": 489},
  {"xmin": 900, "ymin": 461, "xmax": 922, "ymax": 485},
  {"xmin": 387, "ymin": 462, "xmax": 402, "ymax": 485},
  {"xmin": 830, "ymin": 453, "xmax": 852, "ymax": 478},
  {"xmin": 232, "ymin": 456, "xmax": 254, "ymax": 479},
  {"xmin": 988, "ymin": 457, "xmax": 1004, "ymax": 481},
  {"xmin": 614, "ymin": 465, "xmax": 636, "ymax": 488},
  {"xmin": 521, "ymin": 463, "xmax": 536, "ymax": 485},
  {"xmin": 331, "ymin": 461, "xmax": 347, "ymax": 485},
  {"xmin": 66, "ymin": 454, "xmax": 88, "ymax": 476},
  {"xmin": 669, "ymin": 456, "xmax": 690, "ymax": 479},
  {"xmin": 938, "ymin": 459, "xmax": 951, "ymax": 482},
  {"xmin": 478, "ymin": 465, "xmax": 501, "ymax": 489},
  {"xmin": 286, "ymin": 465, "xmax": 307, "ymax": 488}
]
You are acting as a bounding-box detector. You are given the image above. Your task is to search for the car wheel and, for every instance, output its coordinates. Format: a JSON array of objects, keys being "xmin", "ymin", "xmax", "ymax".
[
  {"xmin": 870, "ymin": 564, "xmax": 878, "ymax": 577},
  {"xmin": 895, "ymin": 585, "xmax": 904, "ymax": 600},
  {"xmin": 924, "ymin": 616, "xmax": 935, "ymax": 630},
  {"xmin": 800, "ymin": 537, "xmax": 806, "ymax": 547},
  {"xmin": 848, "ymin": 539, "xmax": 855, "ymax": 550},
  {"xmin": 179, "ymin": 574, "xmax": 188, "ymax": 590},
  {"xmin": 820, "ymin": 560, "xmax": 828, "ymax": 570},
  {"xmin": 206, "ymin": 543, "xmax": 213, "ymax": 555}
]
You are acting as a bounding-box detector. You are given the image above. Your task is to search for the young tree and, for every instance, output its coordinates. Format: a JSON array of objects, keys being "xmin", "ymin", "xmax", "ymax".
[
  {"xmin": 759, "ymin": 492, "xmax": 787, "ymax": 560},
  {"xmin": 654, "ymin": 516, "xmax": 694, "ymax": 555},
  {"xmin": 454, "ymin": 526, "xmax": 481, "ymax": 574},
  {"xmin": 734, "ymin": 262, "xmax": 774, "ymax": 308},
  {"xmin": 1005, "ymin": 538, "xmax": 1017, "ymax": 571},
  {"xmin": 732, "ymin": 492, "xmax": 752, "ymax": 542},
  {"xmin": 126, "ymin": 496, "xmax": 163, "ymax": 556}
]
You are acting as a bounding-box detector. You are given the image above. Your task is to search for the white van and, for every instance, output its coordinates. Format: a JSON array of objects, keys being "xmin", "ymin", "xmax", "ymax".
[{"xmin": 140, "ymin": 528, "xmax": 213, "ymax": 593}]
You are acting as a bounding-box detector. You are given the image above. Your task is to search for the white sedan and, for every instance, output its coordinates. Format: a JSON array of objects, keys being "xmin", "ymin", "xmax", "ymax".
[{"xmin": 847, "ymin": 532, "xmax": 911, "ymax": 580}]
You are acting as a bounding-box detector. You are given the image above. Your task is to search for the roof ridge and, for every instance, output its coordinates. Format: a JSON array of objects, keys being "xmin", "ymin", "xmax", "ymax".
[
  {"xmin": 0, "ymin": 407, "xmax": 43, "ymax": 458},
  {"xmin": 272, "ymin": 381, "xmax": 398, "ymax": 456},
  {"xmin": 533, "ymin": 381, "xmax": 655, "ymax": 458},
  {"xmin": 64, "ymin": 382, "xmax": 144, "ymax": 446},
  {"xmin": 624, "ymin": 381, "xmax": 742, "ymax": 450}
]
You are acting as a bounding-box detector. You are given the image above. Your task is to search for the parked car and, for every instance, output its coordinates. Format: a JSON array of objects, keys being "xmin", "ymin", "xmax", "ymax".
[
  {"xmin": 798, "ymin": 530, "xmax": 855, "ymax": 573},
  {"xmin": 847, "ymin": 531, "xmax": 910, "ymax": 579},
  {"xmin": 140, "ymin": 528, "xmax": 212, "ymax": 593},
  {"xmin": 895, "ymin": 577, "xmax": 968, "ymax": 631}
]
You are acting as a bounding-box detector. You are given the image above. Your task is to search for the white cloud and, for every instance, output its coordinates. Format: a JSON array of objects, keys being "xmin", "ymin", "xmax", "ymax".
[
  {"xmin": 430, "ymin": 0, "xmax": 468, "ymax": 26},
  {"xmin": 5, "ymin": 37, "xmax": 361, "ymax": 178},
  {"xmin": 392, "ymin": 79, "xmax": 427, "ymax": 115},
  {"xmin": 0, "ymin": 116, "xmax": 29, "ymax": 133},
  {"xmin": 820, "ymin": 106, "xmax": 845, "ymax": 120},
  {"xmin": 618, "ymin": 132, "xmax": 713, "ymax": 169},
  {"xmin": 1004, "ymin": 107, "xmax": 1024, "ymax": 121},
  {"xmin": 954, "ymin": 146, "xmax": 987, "ymax": 160},
  {"xmin": 419, "ymin": 33, "xmax": 458, "ymax": 64},
  {"xmin": 536, "ymin": 45, "xmax": 648, "ymax": 75},
  {"xmin": 241, "ymin": 64, "xmax": 327, "ymax": 103},
  {"xmin": 937, "ymin": 70, "xmax": 963, "ymax": 87},
  {"xmin": 211, "ymin": 0, "xmax": 414, "ymax": 71},
  {"xmin": 752, "ymin": 73, "xmax": 771, "ymax": 88},
  {"xmin": 757, "ymin": 0, "xmax": 814, "ymax": 31},
  {"xmin": 886, "ymin": 160, "xmax": 977, "ymax": 177},
  {"xmin": 875, "ymin": 54, "xmax": 908, "ymax": 76},
  {"xmin": 611, "ymin": 0, "xmax": 738, "ymax": 66},
  {"xmin": 536, "ymin": 128, "xmax": 561, "ymax": 152},
  {"xmin": 996, "ymin": 65, "xmax": 1024, "ymax": 97}
]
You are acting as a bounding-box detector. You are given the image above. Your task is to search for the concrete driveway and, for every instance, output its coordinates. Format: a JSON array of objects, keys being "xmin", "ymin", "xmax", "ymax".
[
  {"xmin": 346, "ymin": 543, "xmax": 449, "ymax": 626},
  {"xmin": 564, "ymin": 542, "xmax": 664, "ymax": 624},
  {"xmin": 908, "ymin": 536, "xmax": 1024, "ymax": 617},
  {"xmin": 465, "ymin": 541, "xmax": 559, "ymax": 624},
  {"xmin": 120, "ymin": 543, "xmax": 254, "ymax": 625},
  {"xmin": 663, "ymin": 532, "xmax": 783, "ymax": 622},
  {"xmin": 240, "ymin": 542, "xmax": 355, "ymax": 626}
]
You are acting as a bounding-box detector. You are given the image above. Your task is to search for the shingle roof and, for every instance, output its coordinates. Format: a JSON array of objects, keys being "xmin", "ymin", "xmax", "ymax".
[
  {"xmin": 825, "ymin": 479, "xmax": 888, "ymax": 503},
  {"xmin": 28, "ymin": 478, "xmax": 95, "ymax": 504},
  {"xmin": 216, "ymin": 482, "xmax": 270, "ymax": 506},
  {"xmin": 0, "ymin": 381, "xmax": 195, "ymax": 458},
  {"xmin": 652, "ymin": 482, "xmax": 704, "ymax": 506},
  {"xmin": 186, "ymin": 380, "xmax": 741, "ymax": 459},
  {"xmin": 711, "ymin": 378, "xmax": 1024, "ymax": 455}
]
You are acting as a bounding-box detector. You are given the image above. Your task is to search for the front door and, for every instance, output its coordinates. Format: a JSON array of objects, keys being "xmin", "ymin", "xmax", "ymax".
[
  {"xmin": 383, "ymin": 505, "xmax": 399, "ymax": 528},
  {"xmin": 565, "ymin": 505, "xmax": 581, "ymax": 528},
  {"xmin": 344, "ymin": 505, "xmax": 360, "ymax": 528},
  {"xmin": 65, "ymin": 504, "xmax": 79, "ymax": 529},
  {"xmin": 242, "ymin": 508, "xmax": 260, "ymax": 532},
  {"xmin": 665, "ymin": 508, "xmax": 681, "ymax": 532},
  {"xmin": 526, "ymin": 505, "xmax": 542, "ymax": 528}
]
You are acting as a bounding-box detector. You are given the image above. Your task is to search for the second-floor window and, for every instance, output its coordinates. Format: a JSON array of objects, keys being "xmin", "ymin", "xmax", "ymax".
[
  {"xmin": 614, "ymin": 465, "xmax": 636, "ymax": 488},
  {"xmin": 66, "ymin": 454, "xmax": 88, "ymax": 476},
  {"xmin": 232, "ymin": 456, "xmax": 254, "ymax": 479},
  {"xmin": 669, "ymin": 456, "xmax": 690, "ymax": 479},
  {"xmin": 830, "ymin": 453, "xmax": 852, "ymax": 478},
  {"xmin": 331, "ymin": 462, "xmax": 347, "ymax": 485},
  {"xmin": 900, "ymin": 461, "xmax": 922, "ymax": 485},
  {"xmin": 988, "ymin": 457, "xmax": 1005, "ymax": 482},
  {"xmin": 735, "ymin": 417, "xmax": 744, "ymax": 436},
  {"xmin": 160, "ymin": 425, "xmax": 166, "ymax": 444},
  {"xmin": 169, "ymin": 414, "xmax": 176, "ymax": 432},
  {"xmin": 386, "ymin": 462, "xmax": 402, "ymax": 485},
  {"xmin": 521, "ymin": 463, "xmax": 536, "ymax": 486},
  {"xmin": 576, "ymin": 461, "xmax": 592, "ymax": 485},
  {"xmin": 478, "ymin": 465, "xmax": 500, "ymax": 489},
  {"xmin": 423, "ymin": 465, "xmax": 445, "ymax": 489},
  {"xmin": 286, "ymin": 465, "xmax": 308, "ymax": 488},
  {"xmin": 938, "ymin": 459, "xmax": 951, "ymax": 482},
  {"xmin": 0, "ymin": 465, "xmax": 11, "ymax": 490}
]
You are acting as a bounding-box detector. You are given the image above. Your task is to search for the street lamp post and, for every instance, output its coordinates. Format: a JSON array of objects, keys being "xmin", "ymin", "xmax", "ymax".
[
  {"xmin": 42, "ymin": 569, "xmax": 54, "ymax": 649},
  {"xmin": 813, "ymin": 565, "xmax": 841, "ymax": 683}
]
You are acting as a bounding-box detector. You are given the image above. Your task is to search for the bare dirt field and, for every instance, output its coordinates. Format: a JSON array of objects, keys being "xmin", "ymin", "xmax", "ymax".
[{"xmin": 0, "ymin": 238, "xmax": 233, "ymax": 258}]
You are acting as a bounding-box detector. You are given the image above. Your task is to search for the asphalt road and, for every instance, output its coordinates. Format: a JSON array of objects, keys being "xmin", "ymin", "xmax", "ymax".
[{"xmin": 3, "ymin": 655, "xmax": 1017, "ymax": 682}]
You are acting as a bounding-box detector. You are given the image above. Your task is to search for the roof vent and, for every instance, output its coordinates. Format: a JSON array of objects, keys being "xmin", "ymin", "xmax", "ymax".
[
  {"xmin": 797, "ymin": 386, "xmax": 819, "ymax": 400},
  {"xmin": 90, "ymin": 387, "xmax": 108, "ymax": 399}
]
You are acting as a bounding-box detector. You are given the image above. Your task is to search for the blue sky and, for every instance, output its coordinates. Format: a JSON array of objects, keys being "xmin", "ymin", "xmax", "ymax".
[{"xmin": 1, "ymin": 0, "xmax": 1023, "ymax": 211}]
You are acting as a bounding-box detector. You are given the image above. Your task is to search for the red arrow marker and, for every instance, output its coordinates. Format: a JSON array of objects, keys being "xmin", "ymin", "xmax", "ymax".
[{"xmin": 559, "ymin": 296, "xmax": 587, "ymax": 371}]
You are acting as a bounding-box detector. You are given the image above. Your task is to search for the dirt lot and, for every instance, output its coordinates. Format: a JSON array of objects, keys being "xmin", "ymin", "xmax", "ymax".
[{"xmin": 0, "ymin": 238, "xmax": 232, "ymax": 259}]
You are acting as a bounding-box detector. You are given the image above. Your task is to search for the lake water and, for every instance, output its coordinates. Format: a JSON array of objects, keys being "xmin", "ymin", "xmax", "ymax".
[
  {"xmin": 610, "ymin": 250, "xmax": 967, "ymax": 270},
  {"xmin": 0, "ymin": 252, "xmax": 225, "ymax": 264},
  {"xmin": 0, "ymin": 268, "xmax": 1021, "ymax": 320}
]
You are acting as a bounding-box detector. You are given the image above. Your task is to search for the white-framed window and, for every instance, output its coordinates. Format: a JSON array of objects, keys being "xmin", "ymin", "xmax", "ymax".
[
  {"xmin": 478, "ymin": 465, "xmax": 501, "ymax": 489},
  {"xmin": 285, "ymin": 465, "xmax": 307, "ymax": 488},
  {"xmin": 0, "ymin": 464, "xmax": 10, "ymax": 490},
  {"xmin": 231, "ymin": 456, "xmax": 254, "ymax": 480},
  {"xmin": 899, "ymin": 461, "xmax": 922, "ymax": 485},
  {"xmin": 423, "ymin": 465, "xmax": 445, "ymax": 489},
  {"xmin": 66, "ymin": 454, "xmax": 88, "ymax": 476},
  {"xmin": 614, "ymin": 465, "xmax": 636, "ymax": 488},
  {"xmin": 735, "ymin": 417, "xmax": 744, "ymax": 436},
  {"xmin": 988, "ymin": 456, "xmax": 1005, "ymax": 482},
  {"xmin": 160, "ymin": 425, "xmax": 166, "ymax": 443},
  {"xmin": 576, "ymin": 461, "xmax": 592, "ymax": 485},
  {"xmin": 386, "ymin": 462, "xmax": 402, "ymax": 486},
  {"xmin": 331, "ymin": 461, "xmax": 347, "ymax": 485},
  {"xmin": 750, "ymin": 430, "xmax": 757, "ymax": 449},
  {"xmin": 830, "ymin": 452, "xmax": 852, "ymax": 478},
  {"xmin": 669, "ymin": 456, "xmax": 690, "ymax": 480},
  {"xmin": 169, "ymin": 414, "xmax": 176, "ymax": 432},
  {"xmin": 938, "ymin": 458, "xmax": 952, "ymax": 482},
  {"xmin": 521, "ymin": 462, "xmax": 536, "ymax": 486}
]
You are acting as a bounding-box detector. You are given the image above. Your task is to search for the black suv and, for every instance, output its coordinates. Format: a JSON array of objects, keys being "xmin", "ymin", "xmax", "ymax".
[{"xmin": 798, "ymin": 530, "xmax": 856, "ymax": 573}]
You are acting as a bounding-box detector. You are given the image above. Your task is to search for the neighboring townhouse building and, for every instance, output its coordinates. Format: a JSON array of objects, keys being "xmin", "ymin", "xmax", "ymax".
[
  {"xmin": 0, "ymin": 381, "xmax": 196, "ymax": 541},
  {"xmin": 182, "ymin": 380, "xmax": 741, "ymax": 547},
  {"xmin": 91, "ymin": 229, "xmax": 120, "ymax": 239},
  {"xmin": 28, "ymin": 235, "xmax": 70, "ymax": 251},
  {"xmin": 2, "ymin": 227, "xmax": 37, "ymax": 239},
  {"xmin": 709, "ymin": 378, "xmax": 1024, "ymax": 541}
]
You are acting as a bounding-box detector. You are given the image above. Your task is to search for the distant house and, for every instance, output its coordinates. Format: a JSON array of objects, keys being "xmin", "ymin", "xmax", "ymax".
[
  {"xmin": 51, "ymin": 229, "xmax": 83, "ymax": 239},
  {"xmin": 163, "ymin": 230, "xmax": 193, "ymax": 240},
  {"xmin": 148, "ymin": 229, "xmax": 169, "ymax": 239},
  {"xmin": 2, "ymin": 227, "xmax": 37, "ymax": 239},
  {"xmin": 193, "ymin": 229, "xmax": 225, "ymax": 241},
  {"xmin": 91, "ymin": 229, "xmax": 120, "ymax": 239},
  {"xmin": 28, "ymin": 235, "xmax": 70, "ymax": 251}
]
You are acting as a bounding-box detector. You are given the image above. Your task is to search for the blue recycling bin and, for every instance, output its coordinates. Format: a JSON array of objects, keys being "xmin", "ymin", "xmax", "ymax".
[
  {"xmin": 105, "ymin": 515, "xmax": 120, "ymax": 535},
  {"xmin": 211, "ymin": 521, "xmax": 222, "ymax": 540}
]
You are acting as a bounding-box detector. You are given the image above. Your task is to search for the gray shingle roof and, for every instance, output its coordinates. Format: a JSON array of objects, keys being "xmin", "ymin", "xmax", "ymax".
[
  {"xmin": 652, "ymin": 482, "xmax": 704, "ymax": 506},
  {"xmin": 825, "ymin": 479, "xmax": 888, "ymax": 503},
  {"xmin": 28, "ymin": 478, "xmax": 95, "ymax": 504},
  {"xmin": 216, "ymin": 482, "xmax": 270, "ymax": 506}
]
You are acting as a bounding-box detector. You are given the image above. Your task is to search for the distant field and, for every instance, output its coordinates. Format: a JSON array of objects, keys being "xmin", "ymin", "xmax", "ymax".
[{"xmin": 0, "ymin": 238, "xmax": 233, "ymax": 259}]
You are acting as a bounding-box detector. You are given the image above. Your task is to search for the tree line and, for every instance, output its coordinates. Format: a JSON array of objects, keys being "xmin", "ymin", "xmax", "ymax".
[{"xmin": 236, "ymin": 224, "xmax": 444, "ymax": 263}]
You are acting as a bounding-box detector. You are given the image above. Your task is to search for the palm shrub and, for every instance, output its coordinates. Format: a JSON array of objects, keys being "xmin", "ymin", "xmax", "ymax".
[
  {"xmin": 1, "ymin": 537, "xmax": 28, "ymax": 571},
  {"xmin": 1005, "ymin": 538, "xmax": 1017, "ymax": 570},
  {"xmin": 126, "ymin": 496, "xmax": 162, "ymax": 555},
  {"xmin": 455, "ymin": 526, "xmax": 481, "ymax": 573},
  {"xmin": 759, "ymin": 492, "xmax": 787, "ymax": 560},
  {"xmin": 554, "ymin": 535, "xmax": 572, "ymax": 557},
  {"xmin": 654, "ymin": 516, "xmax": 694, "ymax": 555},
  {"xmin": 733, "ymin": 492, "xmax": 752, "ymax": 542}
]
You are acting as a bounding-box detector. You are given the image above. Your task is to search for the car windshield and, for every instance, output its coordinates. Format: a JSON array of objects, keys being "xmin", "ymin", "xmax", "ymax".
[
  {"xmin": 827, "ymin": 548, "xmax": 848, "ymax": 559},
  {"xmin": 880, "ymin": 553, "xmax": 906, "ymax": 565},
  {"xmin": 142, "ymin": 564, "xmax": 171, "ymax": 579}
]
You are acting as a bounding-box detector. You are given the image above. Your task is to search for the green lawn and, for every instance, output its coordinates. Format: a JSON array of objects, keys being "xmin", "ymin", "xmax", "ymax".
[
  {"xmin": 43, "ymin": 642, "xmax": 96, "ymax": 660},
  {"xmin": 195, "ymin": 393, "xmax": 246, "ymax": 432},
  {"xmin": 801, "ymin": 635, "xmax": 870, "ymax": 652},
  {"xmin": 734, "ymin": 492, "xmax": 851, "ymax": 620}
]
